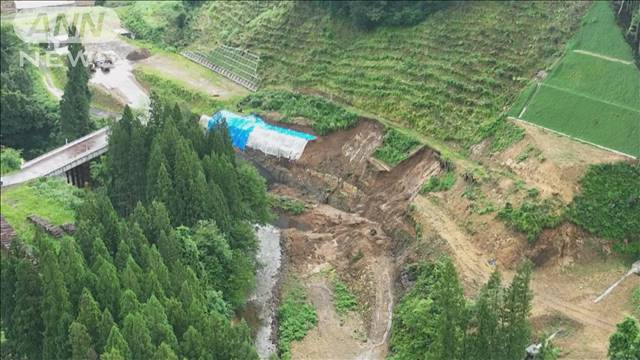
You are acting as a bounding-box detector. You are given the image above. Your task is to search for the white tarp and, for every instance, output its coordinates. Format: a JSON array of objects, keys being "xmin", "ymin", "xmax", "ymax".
[{"xmin": 246, "ymin": 126, "xmax": 310, "ymax": 160}]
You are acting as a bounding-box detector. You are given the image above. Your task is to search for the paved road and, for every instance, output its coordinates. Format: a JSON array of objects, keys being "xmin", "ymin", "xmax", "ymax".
[{"xmin": 1, "ymin": 128, "xmax": 109, "ymax": 188}]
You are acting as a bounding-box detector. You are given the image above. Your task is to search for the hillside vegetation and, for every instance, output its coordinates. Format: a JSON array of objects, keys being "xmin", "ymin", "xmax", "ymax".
[
  {"xmin": 570, "ymin": 162, "xmax": 640, "ymax": 258},
  {"xmin": 122, "ymin": 1, "xmax": 587, "ymax": 149}
]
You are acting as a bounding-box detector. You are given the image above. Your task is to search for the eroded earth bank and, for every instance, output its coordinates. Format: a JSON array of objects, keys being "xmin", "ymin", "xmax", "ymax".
[{"xmin": 243, "ymin": 119, "xmax": 442, "ymax": 359}]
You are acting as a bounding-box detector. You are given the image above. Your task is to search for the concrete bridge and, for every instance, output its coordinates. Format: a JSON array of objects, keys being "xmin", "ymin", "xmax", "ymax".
[{"xmin": 1, "ymin": 127, "xmax": 109, "ymax": 188}]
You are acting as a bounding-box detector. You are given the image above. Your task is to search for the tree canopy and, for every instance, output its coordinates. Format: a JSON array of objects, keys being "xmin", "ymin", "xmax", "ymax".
[{"xmin": 0, "ymin": 95, "xmax": 272, "ymax": 359}]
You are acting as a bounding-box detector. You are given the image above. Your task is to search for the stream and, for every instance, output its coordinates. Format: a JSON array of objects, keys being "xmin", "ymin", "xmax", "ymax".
[{"xmin": 248, "ymin": 225, "xmax": 282, "ymax": 359}]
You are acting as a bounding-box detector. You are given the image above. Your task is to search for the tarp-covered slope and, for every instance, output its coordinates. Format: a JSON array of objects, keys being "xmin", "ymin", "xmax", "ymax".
[{"xmin": 207, "ymin": 110, "xmax": 316, "ymax": 160}]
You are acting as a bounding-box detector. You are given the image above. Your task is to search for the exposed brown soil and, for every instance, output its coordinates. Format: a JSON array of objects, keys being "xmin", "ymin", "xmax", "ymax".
[
  {"xmin": 126, "ymin": 48, "xmax": 151, "ymax": 61},
  {"xmin": 247, "ymin": 114, "xmax": 636, "ymax": 359},
  {"xmin": 485, "ymin": 120, "xmax": 627, "ymax": 202},
  {"xmin": 245, "ymin": 119, "xmax": 440, "ymax": 359}
]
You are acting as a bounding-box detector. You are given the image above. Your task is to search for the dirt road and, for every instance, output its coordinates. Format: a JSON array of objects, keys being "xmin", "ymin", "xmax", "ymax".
[{"xmin": 136, "ymin": 53, "xmax": 248, "ymax": 99}]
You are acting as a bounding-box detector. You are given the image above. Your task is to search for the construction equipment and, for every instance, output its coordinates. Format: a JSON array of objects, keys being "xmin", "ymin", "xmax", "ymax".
[{"xmin": 525, "ymin": 330, "xmax": 562, "ymax": 359}]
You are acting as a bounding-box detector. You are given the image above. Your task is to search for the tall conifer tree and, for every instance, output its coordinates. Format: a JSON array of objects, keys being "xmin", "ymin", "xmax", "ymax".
[
  {"xmin": 59, "ymin": 25, "xmax": 91, "ymax": 141},
  {"xmin": 41, "ymin": 243, "xmax": 73, "ymax": 359}
]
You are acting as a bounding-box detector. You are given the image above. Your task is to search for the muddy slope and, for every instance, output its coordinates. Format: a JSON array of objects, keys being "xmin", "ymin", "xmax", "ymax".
[{"xmin": 243, "ymin": 119, "xmax": 441, "ymax": 359}]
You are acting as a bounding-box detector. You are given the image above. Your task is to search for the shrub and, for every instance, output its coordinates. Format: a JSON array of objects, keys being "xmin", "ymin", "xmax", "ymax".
[
  {"xmin": 498, "ymin": 199, "xmax": 564, "ymax": 243},
  {"xmin": 332, "ymin": 278, "xmax": 357, "ymax": 315},
  {"xmin": 373, "ymin": 128, "xmax": 421, "ymax": 167},
  {"xmin": 269, "ymin": 195, "xmax": 307, "ymax": 215},
  {"xmin": 1, "ymin": 147, "xmax": 22, "ymax": 174},
  {"xmin": 278, "ymin": 283, "xmax": 317, "ymax": 360},
  {"xmin": 569, "ymin": 162, "xmax": 640, "ymax": 257},
  {"xmin": 420, "ymin": 172, "xmax": 456, "ymax": 194}
]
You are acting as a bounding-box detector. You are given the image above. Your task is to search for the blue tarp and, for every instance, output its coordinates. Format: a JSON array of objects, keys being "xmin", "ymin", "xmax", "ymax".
[{"xmin": 208, "ymin": 110, "xmax": 316, "ymax": 150}]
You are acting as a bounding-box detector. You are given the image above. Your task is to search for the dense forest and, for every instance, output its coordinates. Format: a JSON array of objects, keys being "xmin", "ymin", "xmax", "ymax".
[
  {"xmin": 0, "ymin": 26, "xmax": 59, "ymax": 159},
  {"xmin": 0, "ymin": 96, "xmax": 271, "ymax": 359}
]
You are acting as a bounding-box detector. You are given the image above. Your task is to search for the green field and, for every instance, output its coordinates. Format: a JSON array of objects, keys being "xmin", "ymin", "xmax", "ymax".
[
  {"xmin": 568, "ymin": 1, "xmax": 636, "ymax": 62},
  {"xmin": 513, "ymin": 2, "xmax": 640, "ymax": 157}
]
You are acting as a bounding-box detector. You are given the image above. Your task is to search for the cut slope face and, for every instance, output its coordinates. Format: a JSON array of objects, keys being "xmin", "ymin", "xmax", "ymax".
[
  {"xmin": 513, "ymin": 2, "xmax": 640, "ymax": 157},
  {"xmin": 235, "ymin": 1, "xmax": 587, "ymax": 146}
]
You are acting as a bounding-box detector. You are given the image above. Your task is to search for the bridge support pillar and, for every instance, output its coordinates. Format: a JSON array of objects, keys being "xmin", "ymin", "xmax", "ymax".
[{"xmin": 65, "ymin": 162, "xmax": 91, "ymax": 188}]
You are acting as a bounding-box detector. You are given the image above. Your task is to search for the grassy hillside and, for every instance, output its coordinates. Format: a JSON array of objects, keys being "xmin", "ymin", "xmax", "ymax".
[
  {"xmin": 124, "ymin": 1, "xmax": 587, "ymax": 149},
  {"xmin": 512, "ymin": 2, "xmax": 640, "ymax": 157},
  {"xmin": 1, "ymin": 178, "xmax": 82, "ymax": 240},
  {"xmin": 241, "ymin": 2, "xmax": 588, "ymax": 147}
]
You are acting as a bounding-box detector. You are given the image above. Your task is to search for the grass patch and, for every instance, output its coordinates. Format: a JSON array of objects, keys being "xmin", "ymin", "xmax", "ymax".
[
  {"xmin": 420, "ymin": 171, "xmax": 456, "ymax": 194},
  {"xmin": 498, "ymin": 197, "xmax": 564, "ymax": 243},
  {"xmin": 633, "ymin": 287, "xmax": 640, "ymax": 317},
  {"xmin": 0, "ymin": 178, "xmax": 82, "ymax": 240},
  {"xmin": 277, "ymin": 281, "xmax": 318, "ymax": 360},
  {"xmin": 48, "ymin": 62, "xmax": 67, "ymax": 90},
  {"xmin": 507, "ymin": 82, "xmax": 538, "ymax": 118},
  {"xmin": 544, "ymin": 53, "xmax": 639, "ymax": 109},
  {"xmin": 269, "ymin": 195, "xmax": 307, "ymax": 215},
  {"xmin": 373, "ymin": 128, "xmax": 421, "ymax": 167},
  {"xmin": 0, "ymin": 148, "xmax": 22, "ymax": 175},
  {"xmin": 133, "ymin": 68, "xmax": 223, "ymax": 115},
  {"xmin": 239, "ymin": 89, "xmax": 358, "ymax": 135},
  {"xmin": 489, "ymin": 117, "xmax": 526, "ymax": 153},
  {"xmin": 135, "ymin": 51, "xmax": 248, "ymax": 99},
  {"xmin": 569, "ymin": 162, "xmax": 640, "ymax": 258},
  {"xmin": 89, "ymin": 85, "xmax": 124, "ymax": 114}
]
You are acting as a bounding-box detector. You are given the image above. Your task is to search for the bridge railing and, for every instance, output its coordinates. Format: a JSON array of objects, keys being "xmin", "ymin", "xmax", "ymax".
[{"xmin": 20, "ymin": 127, "xmax": 109, "ymax": 171}]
